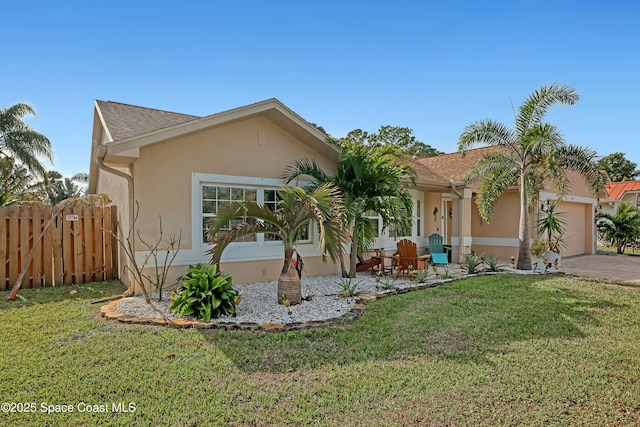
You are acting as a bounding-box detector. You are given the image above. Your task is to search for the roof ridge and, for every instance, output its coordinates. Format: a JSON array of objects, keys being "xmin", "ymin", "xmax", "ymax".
[{"xmin": 96, "ymin": 100, "xmax": 201, "ymax": 118}]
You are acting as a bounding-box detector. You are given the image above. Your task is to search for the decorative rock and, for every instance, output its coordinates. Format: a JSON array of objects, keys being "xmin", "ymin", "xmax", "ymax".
[
  {"xmin": 168, "ymin": 319, "xmax": 193, "ymax": 328},
  {"xmin": 104, "ymin": 311, "xmax": 125, "ymax": 319},
  {"xmin": 261, "ymin": 322, "xmax": 285, "ymax": 331}
]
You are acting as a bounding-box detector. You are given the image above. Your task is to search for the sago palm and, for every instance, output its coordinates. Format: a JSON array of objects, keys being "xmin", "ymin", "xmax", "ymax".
[
  {"xmin": 207, "ymin": 184, "xmax": 347, "ymax": 305},
  {"xmin": 284, "ymin": 141, "xmax": 416, "ymax": 277},
  {"xmin": 597, "ymin": 202, "xmax": 640, "ymax": 254},
  {"xmin": 0, "ymin": 103, "xmax": 53, "ymax": 178},
  {"xmin": 458, "ymin": 84, "xmax": 604, "ymax": 269}
]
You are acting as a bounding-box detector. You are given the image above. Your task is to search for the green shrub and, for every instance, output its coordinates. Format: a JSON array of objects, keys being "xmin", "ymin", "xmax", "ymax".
[
  {"xmin": 463, "ymin": 253, "xmax": 483, "ymax": 274},
  {"xmin": 486, "ymin": 255, "xmax": 500, "ymax": 272},
  {"xmin": 530, "ymin": 239, "xmax": 548, "ymax": 258},
  {"xmin": 338, "ymin": 278, "xmax": 361, "ymax": 297},
  {"xmin": 416, "ymin": 269, "xmax": 430, "ymax": 283},
  {"xmin": 169, "ymin": 264, "xmax": 238, "ymax": 322}
]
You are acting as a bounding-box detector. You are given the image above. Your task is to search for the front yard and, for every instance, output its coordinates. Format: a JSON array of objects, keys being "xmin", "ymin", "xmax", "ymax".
[{"xmin": 1, "ymin": 274, "xmax": 639, "ymax": 426}]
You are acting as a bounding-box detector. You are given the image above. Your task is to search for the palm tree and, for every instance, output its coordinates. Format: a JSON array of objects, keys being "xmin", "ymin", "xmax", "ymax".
[
  {"xmin": 458, "ymin": 85, "xmax": 605, "ymax": 270},
  {"xmin": 597, "ymin": 202, "xmax": 640, "ymax": 254},
  {"xmin": 284, "ymin": 141, "xmax": 416, "ymax": 277},
  {"xmin": 207, "ymin": 184, "xmax": 347, "ymax": 305},
  {"xmin": 43, "ymin": 171, "xmax": 87, "ymax": 205},
  {"xmin": 0, "ymin": 103, "xmax": 53, "ymax": 177},
  {"xmin": 0, "ymin": 156, "xmax": 44, "ymax": 206}
]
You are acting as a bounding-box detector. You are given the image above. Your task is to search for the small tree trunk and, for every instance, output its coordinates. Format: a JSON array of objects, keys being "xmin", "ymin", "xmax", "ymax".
[
  {"xmin": 348, "ymin": 238, "xmax": 358, "ymax": 278},
  {"xmin": 516, "ymin": 173, "xmax": 532, "ymax": 270},
  {"xmin": 277, "ymin": 248, "xmax": 301, "ymax": 304}
]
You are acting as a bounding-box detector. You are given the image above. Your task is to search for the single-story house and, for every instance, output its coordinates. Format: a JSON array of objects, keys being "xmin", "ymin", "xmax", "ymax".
[
  {"xmin": 598, "ymin": 181, "xmax": 640, "ymax": 216},
  {"xmin": 89, "ymin": 98, "xmax": 603, "ymax": 287}
]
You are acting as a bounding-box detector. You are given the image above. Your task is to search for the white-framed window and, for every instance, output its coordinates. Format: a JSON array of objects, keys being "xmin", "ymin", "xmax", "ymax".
[
  {"xmin": 364, "ymin": 210, "xmax": 380, "ymax": 238},
  {"xmin": 197, "ymin": 174, "xmax": 311, "ymax": 247},
  {"xmin": 202, "ymin": 185, "xmax": 258, "ymax": 243}
]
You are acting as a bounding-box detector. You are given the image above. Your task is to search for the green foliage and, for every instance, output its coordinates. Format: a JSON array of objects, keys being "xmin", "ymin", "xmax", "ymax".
[
  {"xmin": 597, "ymin": 202, "xmax": 640, "ymax": 254},
  {"xmin": 43, "ymin": 171, "xmax": 87, "ymax": 205},
  {"xmin": 170, "ymin": 264, "xmax": 237, "ymax": 322},
  {"xmin": 0, "ymin": 102, "xmax": 52, "ymax": 178},
  {"xmin": 462, "ymin": 252, "xmax": 483, "ymax": 274},
  {"xmin": 529, "ymin": 239, "xmax": 548, "ymax": 257},
  {"xmin": 344, "ymin": 125, "xmax": 443, "ymax": 157},
  {"xmin": 338, "ymin": 278, "xmax": 361, "ymax": 297},
  {"xmin": 416, "ymin": 269, "xmax": 430, "ymax": 283},
  {"xmin": 457, "ymin": 84, "xmax": 605, "ymax": 270},
  {"xmin": 537, "ymin": 202, "xmax": 567, "ymax": 252},
  {"xmin": 0, "ymin": 156, "xmax": 43, "ymax": 206},
  {"xmin": 596, "ymin": 152, "xmax": 639, "ymax": 182},
  {"xmin": 377, "ymin": 276, "xmax": 395, "ymax": 290},
  {"xmin": 485, "ymin": 255, "xmax": 501, "ymax": 272},
  {"xmin": 284, "ymin": 140, "xmax": 417, "ymax": 276}
]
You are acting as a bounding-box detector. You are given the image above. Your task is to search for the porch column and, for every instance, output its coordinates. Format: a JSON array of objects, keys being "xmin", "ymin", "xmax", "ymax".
[{"xmin": 451, "ymin": 188, "xmax": 472, "ymax": 263}]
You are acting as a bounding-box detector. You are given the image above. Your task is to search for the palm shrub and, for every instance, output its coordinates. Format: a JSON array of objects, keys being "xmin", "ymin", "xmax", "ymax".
[
  {"xmin": 597, "ymin": 202, "xmax": 640, "ymax": 254},
  {"xmin": 169, "ymin": 264, "xmax": 238, "ymax": 322},
  {"xmin": 208, "ymin": 184, "xmax": 346, "ymax": 305},
  {"xmin": 538, "ymin": 202, "xmax": 566, "ymax": 253}
]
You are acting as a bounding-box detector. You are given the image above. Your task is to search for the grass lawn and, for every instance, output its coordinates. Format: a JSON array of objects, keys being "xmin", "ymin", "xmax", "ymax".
[
  {"xmin": 1, "ymin": 275, "xmax": 640, "ymax": 426},
  {"xmin": 598, "ymin": 245, "xmax": 640, "ymax": 256}
]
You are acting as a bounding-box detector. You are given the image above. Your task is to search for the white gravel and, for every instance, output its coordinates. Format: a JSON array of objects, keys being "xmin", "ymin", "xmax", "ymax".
[{"xmin": 114, "ymin": 266, "xmax": 547, "ymax": 325}]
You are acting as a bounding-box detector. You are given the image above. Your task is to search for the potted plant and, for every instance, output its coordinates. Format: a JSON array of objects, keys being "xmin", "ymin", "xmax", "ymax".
[{"xmin": 537, "ymin": 201, "xmax": 566, "ymax": 266}]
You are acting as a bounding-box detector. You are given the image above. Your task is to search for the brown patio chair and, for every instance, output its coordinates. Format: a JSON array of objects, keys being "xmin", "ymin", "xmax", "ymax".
[
  {"xmin": 356, "ymin": 248, "xmax": 383, "ymax": 274},
  {"xmin": 394, "ymin": 239, "xmax": 430, "ymax": 279}
]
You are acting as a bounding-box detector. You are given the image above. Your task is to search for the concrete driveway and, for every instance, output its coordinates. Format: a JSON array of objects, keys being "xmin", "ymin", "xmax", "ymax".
[{"xmin": 560, "ymin": 254, "xmax": 640, "ymax": 284}]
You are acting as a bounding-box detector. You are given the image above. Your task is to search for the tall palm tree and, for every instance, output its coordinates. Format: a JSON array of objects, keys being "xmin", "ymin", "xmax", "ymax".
[
  {"xmin": 207, "ymin": 184, "xmax": 347, "ymax": 305},
  {"xmin": 0, "ymin": 103, "xmax": 53, "ymax": 177},
  {"xmin": 597, "ymin": 202, "xmax": 640, "ymax": 254},
  {"xmin": 284, "ymin": 141, "xmax": 416, "ymax": 277},
  {"xmin": 458, "ymin": 85, "xmax": 605, "ymax": 270}
]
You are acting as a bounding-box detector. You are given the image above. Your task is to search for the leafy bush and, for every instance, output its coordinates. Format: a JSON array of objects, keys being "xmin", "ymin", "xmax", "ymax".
[
  {"xmin": 463, "ymin": 253, "xmax": 483, "ymax": 274},
  {"xmin": 169, "ymin": 264, "xmax": 238, "ymax": 322},
  {"xmin": 529, "ymin": 239, "xmax": 548, "ymax": 258}
]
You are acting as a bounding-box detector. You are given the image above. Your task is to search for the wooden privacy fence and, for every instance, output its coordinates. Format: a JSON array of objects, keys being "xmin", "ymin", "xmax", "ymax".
[{"xmin": 0, "ymin": 206, "xmax": 118, "ymax": 291}]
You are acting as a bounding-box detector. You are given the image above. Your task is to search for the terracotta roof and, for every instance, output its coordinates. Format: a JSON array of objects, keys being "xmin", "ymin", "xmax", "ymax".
[
  {"xmin": 600, "ymin": 181, "xmax": 640, "ymax": 201},
  {"xmin": 96, "ymin": 100, "xmax": 201, "ymax": 141},
  {"xmin": 409, "ymin": 146, "xmax": 503, "ymax": 184}
]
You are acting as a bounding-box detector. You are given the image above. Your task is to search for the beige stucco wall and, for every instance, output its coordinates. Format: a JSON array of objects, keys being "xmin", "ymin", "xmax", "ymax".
[
  {"xmin": 423, "ymin": 192, "xmax": 443, "ymax": 237},
  {"xmin": 132, "ymin": 115, "xmax": 336, "ymax": 249},
  {"xmin": 96, "ymin": 115, "xmax": 341, "ymax": 286}
]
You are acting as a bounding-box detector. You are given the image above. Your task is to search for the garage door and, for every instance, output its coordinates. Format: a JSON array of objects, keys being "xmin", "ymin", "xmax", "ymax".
[{"xmin": 558, "ymin": 202, "xmax": 586, "ymax": 256}]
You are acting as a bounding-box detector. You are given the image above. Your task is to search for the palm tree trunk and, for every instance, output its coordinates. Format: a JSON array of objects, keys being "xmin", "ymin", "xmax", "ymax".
[
  {"xmin": 278, "ymin": 248, "xmax": 301, "ymax": 305},
  {"xmin": 517, "ymin": 174, "xmax": 532, "ymax": 270},
  {"xmin": 349, "ymin": 238, "xmax": 358, "ymax": 278},
  {"xmin": 338, "ymin": 252, "xmax": 348, "ymax": 278}
]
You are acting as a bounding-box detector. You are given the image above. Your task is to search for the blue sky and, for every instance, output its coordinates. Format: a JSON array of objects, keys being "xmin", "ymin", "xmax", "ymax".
[{"xmin": 3, "ymin": 0, "xmax": 639, "ymax": 177}]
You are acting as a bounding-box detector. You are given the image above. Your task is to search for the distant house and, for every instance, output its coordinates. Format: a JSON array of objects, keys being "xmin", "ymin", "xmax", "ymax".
[
  {"xmin": 89, "ymin": 99, "xmax": 603, "ymax": 288},
  {"xmin": 598, "ymin": 181, "xmax": 640, "ymax": 216}
]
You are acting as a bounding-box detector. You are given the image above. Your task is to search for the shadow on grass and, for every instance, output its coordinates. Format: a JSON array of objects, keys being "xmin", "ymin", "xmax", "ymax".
[
  {"xmin": 200, "ymin": 274, "xmax": 626, "ymax": 373},
  {"xmin": 0, "ymin": 281, "xmax": 126, "ymax": 310}
]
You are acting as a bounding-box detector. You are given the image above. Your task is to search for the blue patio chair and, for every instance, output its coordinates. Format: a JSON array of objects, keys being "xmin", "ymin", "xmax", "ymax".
[{"xmin": 427, "ymin": 233, "xmax": 451, "ymax": 265}]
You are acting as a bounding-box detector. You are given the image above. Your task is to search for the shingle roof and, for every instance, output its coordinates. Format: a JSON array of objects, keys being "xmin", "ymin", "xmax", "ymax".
[
  {"xmin": 96, "ymin": 100, "xmax": 201, "ymax": 141},
  {"xmin": 600, "ymin": 181, "xmax": 640, "ymax": 201},
  {"xmin": 409, "ymin": 145, "xmax": 503, "ymax": 184}
]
